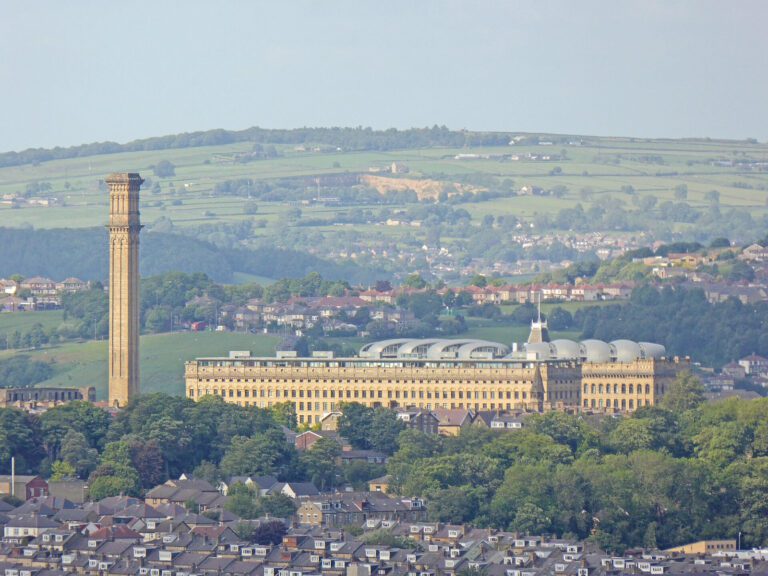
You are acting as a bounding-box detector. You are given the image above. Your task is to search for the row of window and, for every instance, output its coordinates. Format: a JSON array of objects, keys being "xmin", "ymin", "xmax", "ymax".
[
  {"xmin": 196, "ymin": 360, "xmax": 555, "ymax": 370},
  {"xmin": 583, "ymin": 383, "xmax": 658, "ymax": 395},
  {"xmin": 189, "ymin": 386, "xmax": 534, "ymax": 401},
  {"xmin": 200, "ymin": 377, "xmax": 540, "ymax": 385},
  {"xmin": 584, "ymin": 398, "xmax": 649, "ymax": 409},
  {"xmin": 6, "ymin": 390, "xmax": 80, "ymax": 402}
]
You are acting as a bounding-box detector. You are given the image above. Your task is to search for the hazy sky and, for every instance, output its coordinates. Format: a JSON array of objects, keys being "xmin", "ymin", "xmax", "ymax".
[{"xmin": 2, "ymin": 1, "xmax": 766, "ymax": 152}]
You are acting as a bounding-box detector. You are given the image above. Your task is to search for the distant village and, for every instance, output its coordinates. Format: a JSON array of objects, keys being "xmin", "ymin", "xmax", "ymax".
[{"xmin": 0, "ymin": 277, "xmax": 91, "ymax": 312}]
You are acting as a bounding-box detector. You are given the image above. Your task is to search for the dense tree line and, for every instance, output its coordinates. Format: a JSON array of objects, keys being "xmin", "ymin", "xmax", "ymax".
[
  {"xmin": 469, "ymin": 286, "xmax": 768, "ymax": 368},
  {"xmin": 385, "ymin": 376, "xmax": 768, "ymax": 551},
  {"xmin": 0, "ymin": 227, "xmax": 380, "ymax": 285},
  {"xmin": 7, "ymin": 378, "xmax": 768, "ymax": 549},
  {"xmin": 574, "ymin": 286, "xmax": 768, "ymax": 367},
  {"xmin": 537, "ymin": 201, "xmax": 767, "ymax": 245},
  {"xmin": 0, "ymin": 356, "xmax": 54, "ymax": 388},
  {"xmin": 0, "ymin": 126, "xmax": 505, "ymax": 169},
  {"xmin": 0, "ymin": 324, "xmax": 58, "ymax": 351},
  {"xmin": 0, "ymin": 394, "xmax": 398, "ymax": 512}
]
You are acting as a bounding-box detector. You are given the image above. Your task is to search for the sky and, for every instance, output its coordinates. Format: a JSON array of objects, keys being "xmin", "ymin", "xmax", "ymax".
[{"xmin": 1, "ymin": 1, "xmax": 766, "ymax": 152}]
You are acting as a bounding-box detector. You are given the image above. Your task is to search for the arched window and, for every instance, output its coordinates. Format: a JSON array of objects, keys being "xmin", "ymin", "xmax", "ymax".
[
  {"xmin": 621, "ymin": 384, "xmax": 626, "ymax": 394},
  {"xmin": 599, "ymin": 384, "xmax": 604, "ymax": 394},
  {"xmin": 629, "ymin": 384, "xmax": 634, "ymax": 394},
  {"xmin": 629, "ymin": 399, "xmax": 634, "ymax": 409},
  {"xmin": 645, "ymin": 384, "xmax": 650, "ymax": 394}
]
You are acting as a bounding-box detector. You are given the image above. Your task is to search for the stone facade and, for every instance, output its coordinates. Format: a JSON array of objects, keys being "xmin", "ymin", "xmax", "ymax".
[
  {"xmin": 580, "ymin": 358, "xmax": 680, "ymax": 411},
  {"xmin": 185, "ymin": 353, "xmax": 684, "ymax": 422},
  {"xmin": 107, "ymin": 173, "xmax": 143, "ymax": 408},
  {"xmin": 185, "ymin": 355, "xmax": 583, "ymax": 425}
]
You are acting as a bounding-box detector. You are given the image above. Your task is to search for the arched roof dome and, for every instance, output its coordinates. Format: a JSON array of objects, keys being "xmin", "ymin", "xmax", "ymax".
[
  {"xmin": 639, "ymin": 342, "xmax": 666, "ymax": 359},
  {"xmin": 580, "ymin": 339, "xmax": 612, "ymax": 363},
  {"xmin": 456, "ymin": 340, "xmax": 509, "ymax": 359},
  {"xmin": 611, "ymin": 340, "xmax": 642, "ymax": 362},
  {"xmin": 550, "ymin": 339, "xmax": 581, "ymax": 360},
  {"xmin": 359, "ymin": 339, "xmax": 412, "ymax": 358},
  {"xmin": 360, "ymin": 338, "xmax": 509, "ymax": 359}
]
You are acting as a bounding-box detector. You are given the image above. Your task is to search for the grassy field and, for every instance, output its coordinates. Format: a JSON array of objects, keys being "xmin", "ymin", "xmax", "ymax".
[
  {"xmin": 0, "ymin": 332, "xmax": 279, "ymax": 400},
  {"xmin": 0, "ymin": 315, "xmax": 580, "ymax": 402},
  {"xmin": 497, "ymin": 301, "xmax": 617, "ymax": 315},
  {"xmin": 0, "ymin": 310, "xmax": 64, "ymax": 333},
  {"xmin": 2, "ymin": 137, "xmax": 767, "ymax": 234}
]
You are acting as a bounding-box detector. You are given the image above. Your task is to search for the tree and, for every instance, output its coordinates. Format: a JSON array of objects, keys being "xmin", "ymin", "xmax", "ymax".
[
  {"xmin": 244, "ymin": 201, "xmax": 259, "ymax": 215},
  {"xmin": 338, "ymin": 403, "xmax": 374, "ymax": 449},
  {"xmin": 609, "ymin": 419, "xmax": 656, "ymax": 454},
  {"xmin": 88, "ymin": 440, "xmax": 142, "ymax": 499},
  {"xmin": 220, "ymin": 431, "xmax": 300, "ymax": 479},
  {"xmin": 225, "ymin": 485, "xmax": 262, "ymax": 519},
  {"xmin": 0, "ymin": 407, "xmax": 44, "ymax": 473},
  {"xmin": 146, "ymin": 416, "xmax": 192, "ymax": 478},
  {"xmin": 260, "ymin": 493, "xmax": 297, "ymax": 518},
  {"xmin": 128, "ymin": 439, "xmax": 167, "ymax": 488},
  {"xmin": 0, "ymin": 356, "xmax": 54, "ymax": 388},
  {"xmin": 50, "ymin": 460, "xmax": 76, "ymax": 480},
  {"xmin": 470, "ymin": 274, "xmax": 488, "ymax": 288},
  {"xmin": 403, "ymin": 273, "xmax": 427, "ymax": 290},
  {"xmin": 271, "ymin": 402, "xmax": 297, "ymax": 431},
  {"xmin": 660, "ymin": 371, "xmax": 705, "ymax": 413},
  {"xmin": 511, "ymin": 502, "xmax": 551, "ymax": 534},
  {"xmin": 369, "ymin": 409, "xmax": 405, "ymax": 454},
  {"xmin": 192, "ymin": 460, "xmax": 219, "ymax": 483},
  {"xmin": 145, "ymin": 307, "xmax": 171, "ymax": 333},
  {"xmin": 251, "ymin": 519, "xmax": 288, "ymax": 544},
  {"xmin": 428, "ymin": 486, "xmax": 479, "ymax": 523},
  {"xmin": 153, "ymin": 159, "xmax": 176, "ymax": 178},
  {"xmin": 60, "ymin": 430, "xmax": 99, "ymax": 479},
  {"xmin": 547, "ymin": 307, "xmax": 573, "ymax": 330},
  {"xmin": 710, "ymin": 237, "xmax": 731, "ymax": 248},
  {"xmin": 344, "ymin": 461, "xmax": 386, "ymax": 491},
  {"xmin": 300, "ymin": 438, "xmax": 341, "ymax": 490},
  {"xmin": 674, "ymin": 184, "xmax": 688, "ymax": 200}
]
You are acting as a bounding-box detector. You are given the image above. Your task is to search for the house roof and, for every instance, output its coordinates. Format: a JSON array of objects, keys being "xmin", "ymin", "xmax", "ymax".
[
  {"xmin": 0, "ymin": 474, "xmax": 43, "ymax": 483},
  {"xmin": 741, "ymin": 354, "xmax": 768, "ymax": 362},
  {"xmin": 369, "ymin": 475, "xmax": 392, "ymax": 484},
  {"xmin": 277, "ymin": 482, "xmax": 320, "ymax": 497},
  {"xmin": 5, "ymin": 514, "xmax": 59, "ymax": 529},
  {"xmin": 431, "ymin": 407, "xmax": 474, "ymax": 426},
  {"xmin": 114, "ymin": 503, "xmax": 166, "ymax": 519},
  {"xmin": 12, "ymin": 502, "xmax": 57, "ymax": 517},
  {"xmin": 87, "ymin": 524, "xmax": 143, "ymax": 541}
]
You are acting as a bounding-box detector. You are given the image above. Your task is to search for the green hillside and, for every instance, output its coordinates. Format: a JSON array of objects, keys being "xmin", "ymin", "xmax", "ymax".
[
  {"xmin": 0, "ymin": 332, "xmax": 279, "ymax": 399},
  {"xmin": 2, "ymin": 135, "xmax": 766, "ymax": 233}
]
